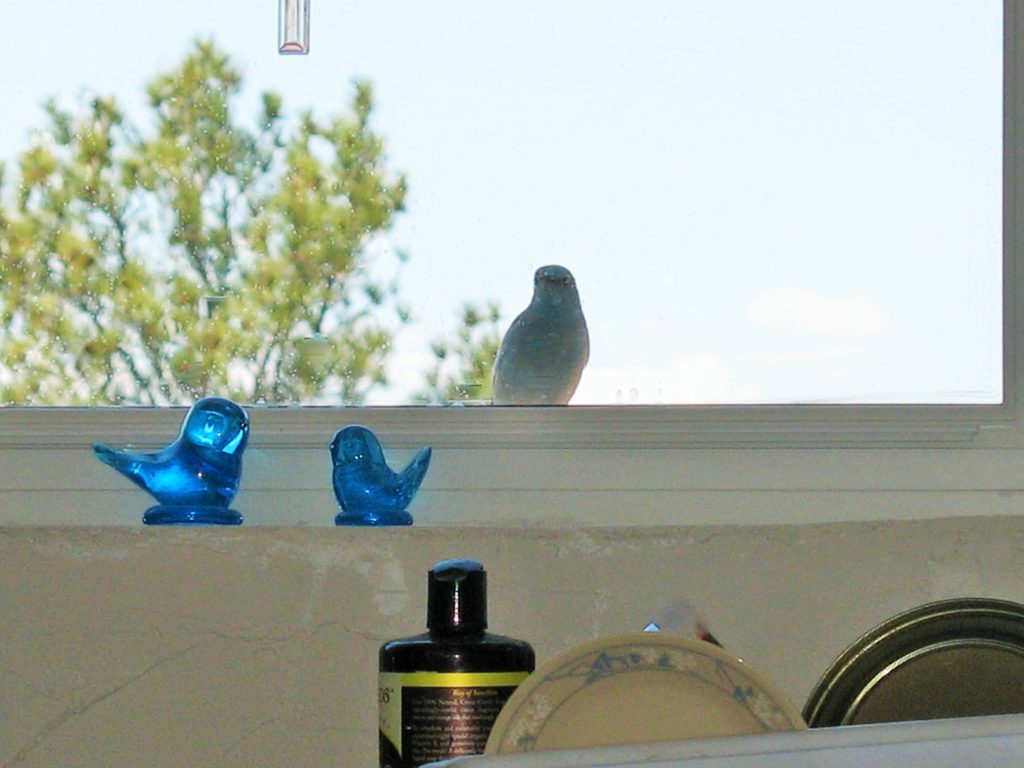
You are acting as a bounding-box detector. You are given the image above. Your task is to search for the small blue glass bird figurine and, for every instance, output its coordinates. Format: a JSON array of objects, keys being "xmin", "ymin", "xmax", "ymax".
[
  {"xmin": 493, "ymin": 264, "xmax": 589, "ymax": 405},
  {"xmin": 94, "ymin": 397, "xmax": 249, "ymax": 525},
  {"xmin": 330, "ymin": 425, "xmax": 432, "ymax": 526}
]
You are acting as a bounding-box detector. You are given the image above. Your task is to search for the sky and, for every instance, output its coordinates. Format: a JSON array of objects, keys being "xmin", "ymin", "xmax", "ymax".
[{"xmin": 0, "ymin": 0, "xmax": 1005, "ymax": 405}]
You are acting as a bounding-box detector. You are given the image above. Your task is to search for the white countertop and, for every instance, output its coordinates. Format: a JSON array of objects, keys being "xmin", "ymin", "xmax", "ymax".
[{"xmin": 429, "ymin": 715, "xmax": 1024, "ymax": 768}]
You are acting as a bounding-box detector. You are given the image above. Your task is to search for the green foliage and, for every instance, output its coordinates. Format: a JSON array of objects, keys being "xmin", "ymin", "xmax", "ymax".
[
  {"xmin": 0, "ymin": 40, "xmax": 409, "ymax": 404},
  {"xmin": 416, "ymin": 302, "xmax": 502, "ymax": 403}
]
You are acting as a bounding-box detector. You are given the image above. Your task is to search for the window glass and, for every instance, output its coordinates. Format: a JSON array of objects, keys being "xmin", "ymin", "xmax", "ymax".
[{"xmin": 0, "ymin": 0, "xmax": 1003, "ymax": 406}]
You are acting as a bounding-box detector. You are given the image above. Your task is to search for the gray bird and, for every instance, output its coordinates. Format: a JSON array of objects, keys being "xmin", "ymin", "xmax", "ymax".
[{"xmin": 492, "ymin": 264, "xmax": 589, "ymax": 405}]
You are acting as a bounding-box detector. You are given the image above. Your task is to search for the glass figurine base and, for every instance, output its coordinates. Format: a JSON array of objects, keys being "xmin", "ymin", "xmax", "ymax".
[
  {"xmin": 335, "ymin": 510, "xmax": 413, "ymax": 526},
  {"xmin": 143, "ymin": 505, "xmax": 244, "ymax": 526}
]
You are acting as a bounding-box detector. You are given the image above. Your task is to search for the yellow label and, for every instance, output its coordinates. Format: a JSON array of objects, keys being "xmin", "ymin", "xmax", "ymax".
[
  {"xmin": 378, "ymin": 670, "xmax": 530, "ymax": 767},
  {"xmin": 379, "ymin": 671, "xmax": 404, "ymax": 758},
  {"xmin": 397, "ymin": 671, "xmax": 529, "ymax": 688}
]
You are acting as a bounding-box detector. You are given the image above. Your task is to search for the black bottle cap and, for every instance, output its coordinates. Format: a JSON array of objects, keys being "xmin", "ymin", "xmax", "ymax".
[{"xmin": 427, "ymin": 559, "xmax": 487, "ymax": 633}]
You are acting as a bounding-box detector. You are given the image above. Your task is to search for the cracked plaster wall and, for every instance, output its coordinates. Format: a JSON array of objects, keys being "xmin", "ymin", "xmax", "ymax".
[{"xmin": 2, "ymin": 517, "xmax": 1023, "ymax": 767}]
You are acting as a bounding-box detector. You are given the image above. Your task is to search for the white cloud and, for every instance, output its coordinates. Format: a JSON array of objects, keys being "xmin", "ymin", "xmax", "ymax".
[{"xmin": 748, "ymin": 287, "xmax": 887, "ymax": 336}]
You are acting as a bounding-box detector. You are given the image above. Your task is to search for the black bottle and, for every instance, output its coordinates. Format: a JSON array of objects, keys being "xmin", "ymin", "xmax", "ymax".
[{"xmin": 379, "ymin": 559, "xmax": 535, "ymax": 768}]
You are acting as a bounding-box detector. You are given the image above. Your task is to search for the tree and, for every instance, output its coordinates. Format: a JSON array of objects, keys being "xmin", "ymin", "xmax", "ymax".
[
  {"xmin": 0, "ymin": 40, "xmax": 409, "ymax": 405},
  {"xmin": 416, "ymin": 302, "xmax": 502, "ymax": 403}
]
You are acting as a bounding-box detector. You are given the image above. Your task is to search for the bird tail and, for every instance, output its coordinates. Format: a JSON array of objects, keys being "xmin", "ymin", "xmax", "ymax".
[
  {"xmin": 398, "ymin": 446, "xmax": 432, "ymax": 504},
  {"xmin": 93, "ymin": 443, "xmax": 143, "ymax": 484},
  {"xmin": 93, "ymin": 443, "xmax": 122, "ymax": 468}
]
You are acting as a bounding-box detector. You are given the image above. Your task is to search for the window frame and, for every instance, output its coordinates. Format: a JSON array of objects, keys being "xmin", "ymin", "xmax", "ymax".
[{"xmin": 0, "ymin": 0, "xmax": 1020, "ymax": 459}]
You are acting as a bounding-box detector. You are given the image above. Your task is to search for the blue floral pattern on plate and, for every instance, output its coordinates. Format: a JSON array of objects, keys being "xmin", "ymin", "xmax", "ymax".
[{"xmin": 486, "ymin": 633, "xmax": 806, "ymax": 754}]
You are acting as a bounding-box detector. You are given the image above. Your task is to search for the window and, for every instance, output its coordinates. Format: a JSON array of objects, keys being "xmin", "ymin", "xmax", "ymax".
[
  {"xmin": 0, "ymin": 0, "xmax": 1006, "ymax": 408},
  {"xmin": 0, "ymin": 1, "xmax": 1020, "ymax": 527}
]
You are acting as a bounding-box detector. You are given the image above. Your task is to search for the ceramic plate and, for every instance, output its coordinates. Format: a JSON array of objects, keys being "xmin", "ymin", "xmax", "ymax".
[{"xmin": 484, "ymin": 632, "xmax": 806, "ymax": 754}]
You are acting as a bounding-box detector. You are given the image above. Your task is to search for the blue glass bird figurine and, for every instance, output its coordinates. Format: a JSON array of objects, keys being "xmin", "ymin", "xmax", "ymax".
[
  {"xmin": 93, "ymin": 397, "xmax": 249, "ymax": 525},
  {"xmin": 492, "ymin": 264, "xmax": 589, "ymax": 405},
  {"xmin": 331, "ymin": 425, "xmax": 432, "ymax": 526}
]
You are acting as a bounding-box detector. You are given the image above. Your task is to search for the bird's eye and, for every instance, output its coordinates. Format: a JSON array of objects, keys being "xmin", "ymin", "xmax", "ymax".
[{"xmin": 562, "ymin": 278, "xmax": 571, "ymax": 286}]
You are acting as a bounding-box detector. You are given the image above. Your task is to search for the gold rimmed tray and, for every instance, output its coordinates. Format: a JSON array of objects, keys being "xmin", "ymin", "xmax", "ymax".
[{"xmin": 804, "ymin": 598, "xmax": 1024, "ymax": 727}]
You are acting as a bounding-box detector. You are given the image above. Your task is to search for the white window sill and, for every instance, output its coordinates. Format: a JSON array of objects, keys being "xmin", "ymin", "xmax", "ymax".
[{"xmin": 1, "ymin": 405, "xmax": 1022, "ymax": 527}]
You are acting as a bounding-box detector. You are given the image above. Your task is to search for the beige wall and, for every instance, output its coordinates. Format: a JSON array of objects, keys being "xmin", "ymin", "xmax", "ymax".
[{"xmin": 3, "ymin": 516, "xmax": 1023, "ymax": 767}]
